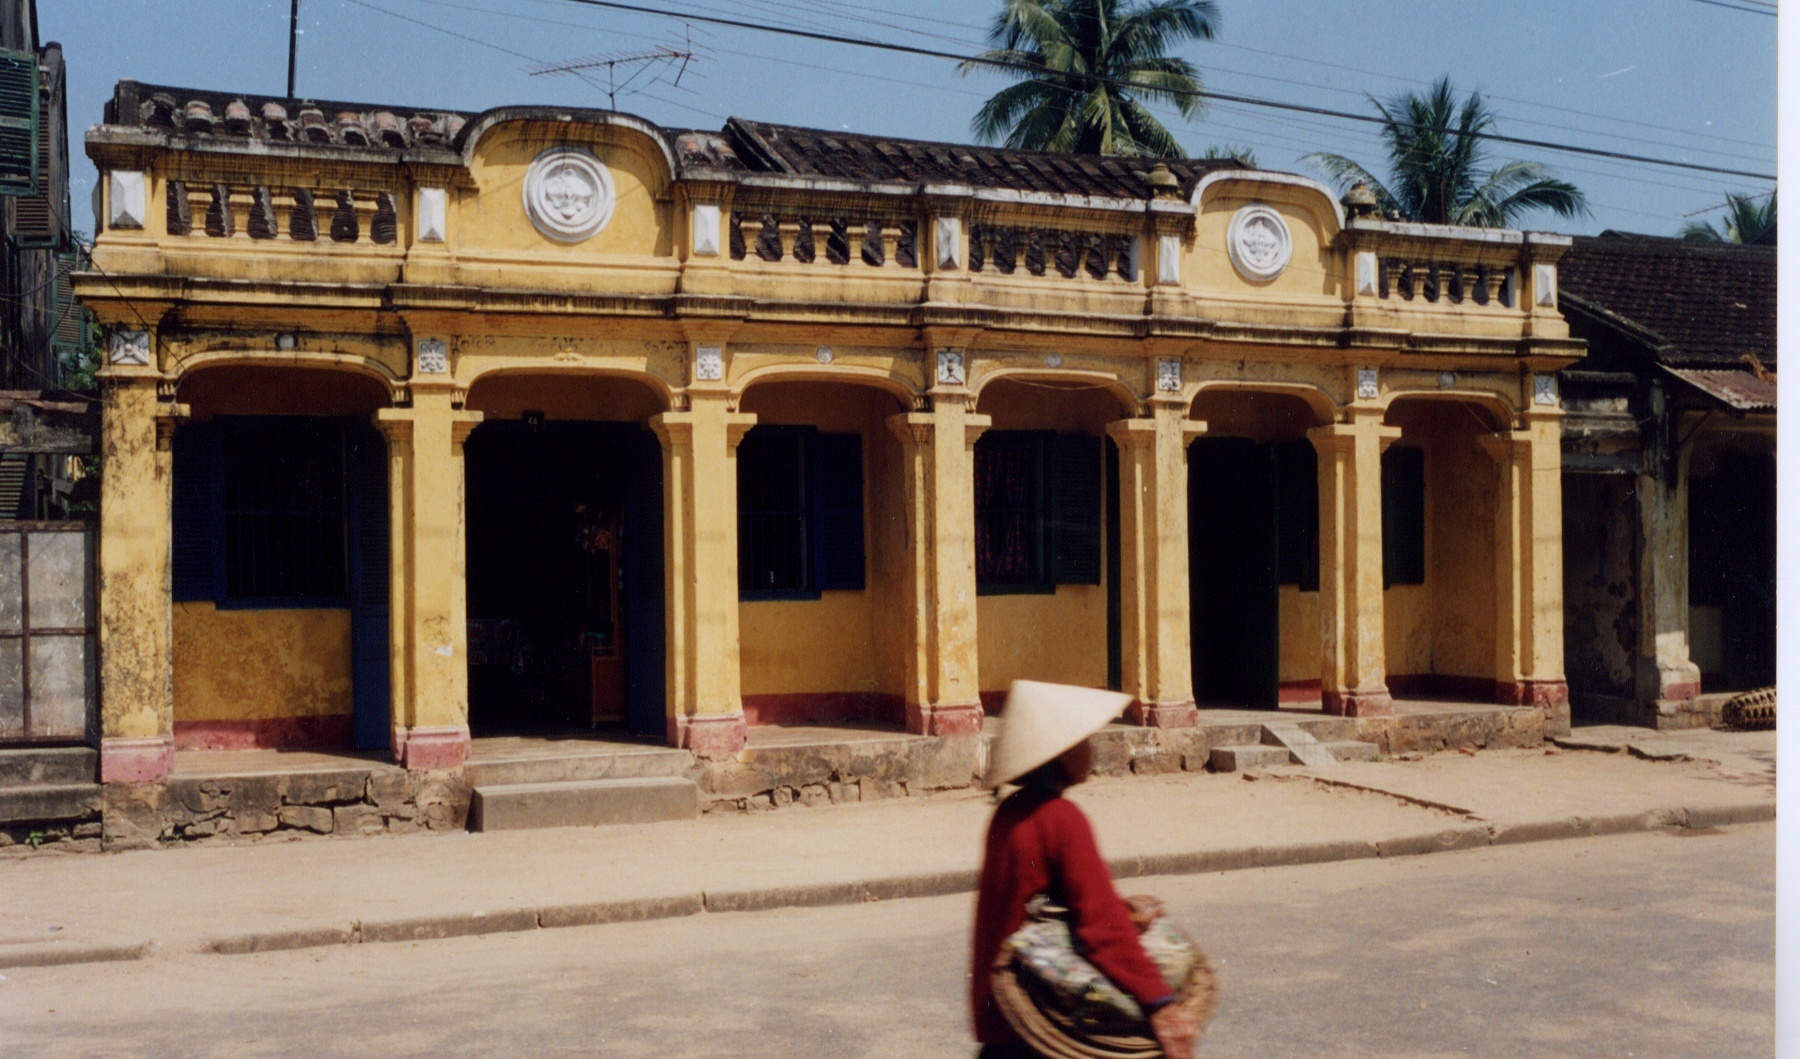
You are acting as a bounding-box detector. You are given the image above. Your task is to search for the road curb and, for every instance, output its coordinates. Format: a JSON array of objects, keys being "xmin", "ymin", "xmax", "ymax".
[{"xmin": 4, "ymin": 800, "xmax": 1772, "ymax": 971}]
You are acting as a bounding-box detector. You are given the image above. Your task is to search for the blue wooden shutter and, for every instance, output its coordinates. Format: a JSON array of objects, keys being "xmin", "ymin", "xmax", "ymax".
[
  {"xmin": 1381, "ymin": 446, "xmax": 1426, "ymax": 587},
  {"xmin": 345, "ymin": 425, "xmax": 392, "ymax": 751},
  {"xmin": 0, "ymin": 49, "xmax": 37, "ymax": 197},
  {"xmin": 1047, "ymin": 433, "xmax": 1101, "ymax": 585},
  {"xmin": 622, "ymin": 427, "xmax": 667, "ymax": 737},
  {"xmin": 170, "ymin": 422, "xmax": 221, "ymax": 601},
  {"xmin": 810, "ymin": 431, "xmax": 865, "ymax": 591}
]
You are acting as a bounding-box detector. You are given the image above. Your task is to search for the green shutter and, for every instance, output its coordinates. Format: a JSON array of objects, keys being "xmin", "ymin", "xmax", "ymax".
[
  {"xmin": 0, "ymin": 49, "xmax": 37, "ymax": 196},
  {"xmin": 1381, "ymin": 446, "xmax": 1426, "ymax": 587},
  {"xmin": 1047, "ymin": 433, "xmax": 1102, "ymax": 585}
]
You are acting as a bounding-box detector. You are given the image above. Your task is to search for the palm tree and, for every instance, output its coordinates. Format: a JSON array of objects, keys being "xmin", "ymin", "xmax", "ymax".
[
  {"xmin": 1307, "ymin": 77, "xmax": 1588, "ymax": 228},
  {"xmin": 960, "ymin": 0, "xmax": 1219, "ymax": 158},
  {"xmin": 1681, "ymin": 191, "xmax": 1775, "ymax": 244}
]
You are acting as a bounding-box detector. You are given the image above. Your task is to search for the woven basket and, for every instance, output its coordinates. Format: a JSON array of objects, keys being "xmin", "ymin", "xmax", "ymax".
[
  {"xmin": 992, "ymin": 926, "xmax": 1218, "ymax": 1059},
  {"xmin": 1720, "ymin": 686, "xmax": 1777, "ymax": 730}
]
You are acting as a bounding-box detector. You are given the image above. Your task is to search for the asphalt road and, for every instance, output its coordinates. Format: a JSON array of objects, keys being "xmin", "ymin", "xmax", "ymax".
[{"xmin": 0, "ymin": 824, "xmax": 1772, "ymax": 1058}]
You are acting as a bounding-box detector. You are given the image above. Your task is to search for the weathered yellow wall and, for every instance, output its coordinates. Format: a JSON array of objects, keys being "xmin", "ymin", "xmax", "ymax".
[
  {"xmin": 172, "ymin": 603, "xmax": 353, "ymax": 721},
  {"xmin": 1278, "ymin": 586, "xmax": 1321, "ymax": 682},
  {"xmin": 977, "ymin": 586, "xmax": 1109, "ymax": 691},
  {"xmin": 735, "ymin": 382, "xmax": 908, "ymax": 700},
  {"xmin": 461, "ymin": 122, "xmax": 673, "ymax": 261},
  {"xmin": 179, "ymin": 365, "xmax": 392, "ymax": 419},
  {"xmin": 1192, "ymin": 184, "xmax": 1341, "ymax": 300},
  {"xmin": 1383, "ymin": 400, "xmax": 1498, "ymax": 680},
  {"xmin": 464, "ymin": 372, "xmax": 666, "ymax": 422}
]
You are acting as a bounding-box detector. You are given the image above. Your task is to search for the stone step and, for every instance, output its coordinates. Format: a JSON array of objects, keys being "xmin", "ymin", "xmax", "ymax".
[
  {"xmin": 1261, "ymin": 722, "xmax": 1338, "ymax": 768},
  {"xmin": 1321, "ymin": 741, "xmax": 1381, "ymax": 762},
  {"xmin": 467, "ymin": 776, "xmax": 699, "ymax": 832},
  {"xmin": 0, "ymin": 783, "xmax": 101, "ymax": 826},
  {"xmin": 0, "ymin": 747, "xmax": 97, "ymax": 788},
  {"xmin": 463, "ymin": 747, "xmax": 693, "ymax": 788},
  {"xmin": 1208, "ymin": 745, "xmax": 1291, "ymax": 772}
]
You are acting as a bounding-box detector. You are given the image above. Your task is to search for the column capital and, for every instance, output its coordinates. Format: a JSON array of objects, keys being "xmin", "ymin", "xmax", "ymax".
[
  {"xmin": 1106, "ymin": 415, "xmax": 1206, "ymax": 449},
  {"xmin": 1306, "ymin": 419, "xmax": 1401, "ymax": 452},
  {"xmin": 1477, "ymin": 429, "xmax": 1533, "ymax": 463},
  {"xmin": 650, "ymin": 407, "xmax": 758, "ymax": 451}
]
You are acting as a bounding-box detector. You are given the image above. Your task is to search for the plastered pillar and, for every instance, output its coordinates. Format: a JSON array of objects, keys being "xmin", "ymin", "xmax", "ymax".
[
  {"xmin": 97, "ymin": 374, "xmax": 177, "ymax": 783},
  {"xmin": 652, "ymin": 392, "xmax": 756, "ymax": 755},
  {"xmin": 1481, "ymin": 410, "xmax": 1571, "ymax": 733},
  {"xmin": 1309, "ymin": 406, "xmax": 1400, "ymax": 717},
  {"xmin": 376, "ymin": 389, "xmax": 482, "ymax": 770},
  {"xmin": 1636, "ymin": 455, "xmax": 1701, "ymax": 708},
  {"xmin": 887, "ymin": 390, "xmax": 987, "ymax": 735},
  {"xmin": 1106, "ymin": 400, "xmax": 1205, "ymax": 727}
]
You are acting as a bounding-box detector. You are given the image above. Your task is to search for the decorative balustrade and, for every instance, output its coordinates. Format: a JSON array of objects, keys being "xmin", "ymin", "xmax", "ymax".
[
  {"xmin": 1376, "ymin": 258, "xmax": 1516, "ymax": 307},
  {"xmin": 729, "ymin": 212, "xmax": 918, "ymax": 268},
  {"xmin": 164, "ymin": 180, "xmax": 401, "ymax": 246},
  {"xmin": 968, "ymin": 223, "xmax": 1138, "ymax": 282}
]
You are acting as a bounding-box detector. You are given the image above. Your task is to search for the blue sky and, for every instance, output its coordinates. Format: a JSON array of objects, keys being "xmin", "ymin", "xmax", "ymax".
[{"xmin": 50, "ymin": 0, "xmax": 1776, "ymax": 238}]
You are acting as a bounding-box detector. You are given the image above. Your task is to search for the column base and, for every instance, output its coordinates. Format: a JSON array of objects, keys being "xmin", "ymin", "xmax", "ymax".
[
  {"xmin": 905, "ymin": 700, "xmax": 984, "ymax": 736},
  {"xmin": 672, "ymin": 713, "xmax": 747, "ymax": 757},
  {"xmin": 1126, "ymin": 700, "xmax": 1197, "ymax": 728},
  {"xmin": 100, "ymin": 736, "xmax": 174, "ymax": 784},
  {"xmin": 395, "ymin": 725, "xmax": 471, "ymax": 771},
  {"xmin": 1322, "ymin": 688, "xmax": 1394, "ymax": 717},
  {"xmin": 1497, "ymin": 680, "xmax": 1570, "ymax": 736}
]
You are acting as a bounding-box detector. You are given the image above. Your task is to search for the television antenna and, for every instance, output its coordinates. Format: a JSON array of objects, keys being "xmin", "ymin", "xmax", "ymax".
[{"xmin": 527, "ymin": 33, "xmax": 699, "ymax": 110}]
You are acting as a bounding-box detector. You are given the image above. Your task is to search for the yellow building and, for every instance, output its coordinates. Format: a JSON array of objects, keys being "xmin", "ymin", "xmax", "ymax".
[{"xmin": 77, "ymin": 82, "xmax": 1580, "ymax": 784}]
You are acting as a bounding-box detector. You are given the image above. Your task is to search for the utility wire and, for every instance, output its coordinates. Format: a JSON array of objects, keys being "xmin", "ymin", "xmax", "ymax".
[{"xmin": 534, "ymin": 0, "xmax": 1775, "ymax": 179}]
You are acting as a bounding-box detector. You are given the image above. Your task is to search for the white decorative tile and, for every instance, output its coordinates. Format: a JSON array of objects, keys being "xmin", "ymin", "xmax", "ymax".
[
  {"xmin": 416, "ymin": 338, "xmax": 448, "ymax": 375},
  {"xmin": 695, "ymin": 346, "xmax": 724, "ymax": 382},
  {"xmin": 1156, "ymin": 359, "xmax": 1181, "ymax": 393},
  {"xmin": 108, "ymin": 170, "xmax": 146, "ymax": 230},
  {"xmin": 1226, "ymin": 204, "xmax": 1292, "ymax": 282},
  {"xmin": 815, "ymin": 346, "xmax": 833, "ymax": 364},
  {"xmin": 416, "ymin": 187, "xmax": 447, "ymax": 243},
  {"xmin": 1533, "ymin": 263, "xmax": 1557, "ymax": 308},
  {"xmin": 108, "ymin": 329, "xmax": 150, "ymax": 366},
  {"xmin": 1534, "ymin": 373, "xmax": 1558, "ymax": 406},
  {"xmin": 935, "ymin": 349, "xmax": 964, "ymax": 386},
  {"xmin": 692, "ymin": 203, "xmax": 721, "ymax": 257},
  {"xmin": 522, "ymin": 147, "xmax": 614, "ymax": 243},
  {"xmin": 934, "ymin": 216, "xmax": 961, "ymax": 270},
  {"xmin": 1356, "ymin": 367, "xmax": 1379, "ymax": 400},
  {"xmin": 1439, "ymin": 371, "xmax": 1457, "ymax": 389}
]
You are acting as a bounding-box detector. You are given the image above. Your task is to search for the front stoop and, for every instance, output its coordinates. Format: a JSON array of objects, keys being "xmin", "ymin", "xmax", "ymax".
[
  {"xmin": 0, "ymin": 748, "xmax": 103, "ymax": 850},
  {"xmin": 468, "ymin": 777, "xmax": 700, "ymax": 831},
  {"xmin": 1209, "ymin": 726, "xmax": 1382, "ymax": 772}
]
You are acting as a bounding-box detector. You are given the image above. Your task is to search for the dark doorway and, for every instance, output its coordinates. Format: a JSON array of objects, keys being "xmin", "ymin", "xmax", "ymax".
[
  {"xmin": 1562, "ymin": 472, "xmax": 1639, "ymax": 724},
  {"xmin": 1189, "ymin": 438, "xmax": 1279, "ymax": 708},
  {"xmin": 464, "ymin": 422, "xmax": 664, "ymax": 737},
  {"xmin": 1690, "ymin": 451, "xmax": 1776, "ymax": 691}
]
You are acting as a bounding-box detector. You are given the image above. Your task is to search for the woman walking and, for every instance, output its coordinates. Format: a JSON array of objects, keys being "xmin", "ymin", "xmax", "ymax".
[{"xmin": 970, "ymin": 681, "xmax": 1201, "ymax": 1058}]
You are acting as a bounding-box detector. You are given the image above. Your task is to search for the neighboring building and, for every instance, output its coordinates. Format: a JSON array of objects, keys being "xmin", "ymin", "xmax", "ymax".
[
  {"xmin": 1559, "ymin": 232, "xmax": 1775, "ymax": 728},
  {"xmin": 77, "ymin": 81, "xmax": 1580, "ymax": 786}
]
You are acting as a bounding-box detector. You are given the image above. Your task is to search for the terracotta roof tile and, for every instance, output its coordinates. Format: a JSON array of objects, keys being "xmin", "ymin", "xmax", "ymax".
[{"xmin": 1558, "ymin": 232, "xmax": 1775, "ymax": 367}]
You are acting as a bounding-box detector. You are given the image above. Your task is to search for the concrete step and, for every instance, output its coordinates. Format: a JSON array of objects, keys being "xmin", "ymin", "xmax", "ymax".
[
  {"xmin": 1321, "ymin": 741, "xmax": 1380, "ymax": 762},
  {"xmin": 0, "ymin": 783, "xmax": 101, "ymax": 826},
  {"xmin": 1261, "ymin": 722, "xmax": 1338, "ymax": 768},
  {"xmin": 0, "ymin": 747, "xmax": 98, "ymax": 788},
  {"xmin": 468, "ymin": 776, "xmax": 699, "ymax": 832},
  {"xmin": 1209, "ymin": 745, "xmax": 1291, "ymax": 772},
  {"xmin": 463, "ymin": 746, "xmax": 693, "ymax": 788}
]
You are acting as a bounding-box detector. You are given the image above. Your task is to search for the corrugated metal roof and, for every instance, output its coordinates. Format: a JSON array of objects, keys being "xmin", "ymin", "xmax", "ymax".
[{"xmin": 1662, "ymin": 366, "xmax": 1777, "ymax": 412}]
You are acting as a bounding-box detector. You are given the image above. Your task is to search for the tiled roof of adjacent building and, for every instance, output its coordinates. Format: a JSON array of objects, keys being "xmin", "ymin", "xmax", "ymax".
[
  {"xmin": 1558, "ymin": 231, "xmax": 1775, "ymax": 368},
  {"xmin": 100, "ymin": 81, "xmax": 1246, "ymax": 201}
]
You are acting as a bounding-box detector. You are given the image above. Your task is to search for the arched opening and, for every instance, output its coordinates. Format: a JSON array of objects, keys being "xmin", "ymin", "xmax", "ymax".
[
  {"xmin": 1382, "ymin": 395, "xmax": 1511, "ymax": 701},
  {"xmin": 460, "ymin": 372, "xmax": 671, "ymax": 737},
  {"xmin": 733, "ymin": 378, "xmax": 911, "ymax": 728},
  {"xmin": 973, "ymin": 376, "xmax": 1134, "ymax": 711},
  {"xmin": 169, "ymin": 363, "xmax": 396, "ymax": 753},
  {"xmin": 1186, "ymin": 388, "xmax": 1332, "ymax": 708}
]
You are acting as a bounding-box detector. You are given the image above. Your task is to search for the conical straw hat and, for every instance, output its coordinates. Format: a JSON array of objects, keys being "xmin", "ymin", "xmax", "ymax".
[{"xmin": 984, "ymin": 680, "xmax": 1132, "ymax": 788}]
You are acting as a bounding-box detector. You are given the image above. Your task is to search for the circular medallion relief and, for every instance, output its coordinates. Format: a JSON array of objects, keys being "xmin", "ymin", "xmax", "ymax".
[
  {"xmin": 522, "ymin": 146, "xmax": 616, "ymax": 243},
  {"xmin": 1226, "ymin": 204, "xmax": 1292, "ymax": 282}
]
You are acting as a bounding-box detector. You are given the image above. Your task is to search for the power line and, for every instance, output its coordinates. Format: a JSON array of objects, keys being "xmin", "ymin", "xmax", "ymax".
[
  {"xmin": 1680, "ymin": 0, "xmax": 1777, "ymax": 15},
  {"xmin": 533, "ymin": 0, "xmax": 1774, "ymax": 180}
]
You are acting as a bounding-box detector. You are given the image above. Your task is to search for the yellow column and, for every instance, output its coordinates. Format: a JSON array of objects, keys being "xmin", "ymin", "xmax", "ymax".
[
  {"xmin": 1481, "ymin": 408, "xmax": 1570, "ymax": 734},
  {"xmin": 887, "ymin": 387, "xmax": 987, "ymax": 735},
  {"xmin": 1106, "ymin": 399, "xmax": 1205, "ymax": 726},
  {"xmin": 376, "ymin": 387, "xmax": 482, "ymax": 769},
  {"xmin": 97, "ymin": 372, "xmax": 177, "ymax": 782},
  {"xmin": 1309, "ymin": 405, "xmax": 1401, "ymax": 716},
  {"xmin": 651, "ymin": 391, "xmax": 756, "ymax": 754}
]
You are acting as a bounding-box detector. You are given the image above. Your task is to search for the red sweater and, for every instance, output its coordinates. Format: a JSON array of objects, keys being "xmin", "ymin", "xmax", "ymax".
[{"xmin": 970, "ymin": 786, "xmax": 1172, "ymax": 1043}]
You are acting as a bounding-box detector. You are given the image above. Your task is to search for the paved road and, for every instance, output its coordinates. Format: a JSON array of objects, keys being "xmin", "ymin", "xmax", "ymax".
[{"xmin": 1, "ymin": 824, "xmax": 1772, "ymax": 1058}]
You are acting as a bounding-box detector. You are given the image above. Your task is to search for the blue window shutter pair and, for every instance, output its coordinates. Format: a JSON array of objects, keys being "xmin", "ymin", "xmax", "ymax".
[{"xmin": 1047, "ymin": 434, "xmax": 1102, "ymax": 586}]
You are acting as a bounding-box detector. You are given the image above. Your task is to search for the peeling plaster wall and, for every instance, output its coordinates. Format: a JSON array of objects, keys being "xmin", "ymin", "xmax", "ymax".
[
  {"xmin": 1561, "ymin": 473, "xmax": 1638, "ymax": 700},
  {"xmin": 172, "ymin": 603, "xmax": 353, "ymax": 722}
]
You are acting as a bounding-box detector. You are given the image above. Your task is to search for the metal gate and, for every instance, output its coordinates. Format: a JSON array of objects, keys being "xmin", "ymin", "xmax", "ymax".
[{"xmin": 0, "ymin": 521, "xmax": 96, "ymax": 743}]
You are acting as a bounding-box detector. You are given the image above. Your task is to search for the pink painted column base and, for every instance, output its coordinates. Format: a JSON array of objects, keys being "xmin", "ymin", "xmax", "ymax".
[
  {"xmin": 673, "ymin": 713, "xmax": 748, "ymax": 757},
  {"xmin": 1322, "ymin": 688, "xmax": 1395, "ymax": 718},
  {"xmin": 905, "ymin": 700, "xmax": 984, "ymax": 737},
  {"xmin": 100, "ymin": 736, "xmax": 175, "ymax": 784},
  {"xmin": 1497, "ymin": 679, "xmax": 1570, "ymax": 736},
  {"xmin": 394, "ymin": 725, "xmax": 471, "ymax": 770},
  {"xmin": 1126, "ymin": 700, "xmax": 1197, "ymax": 729}
]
